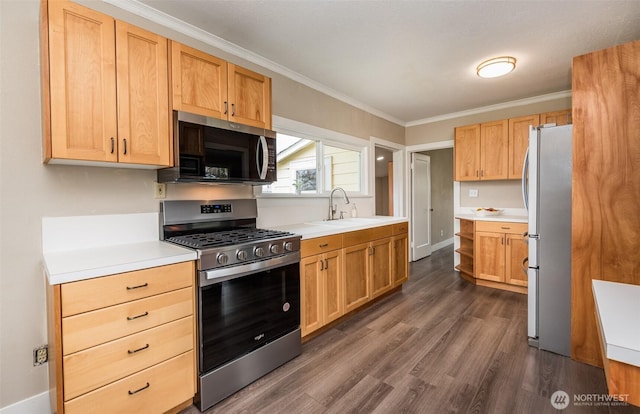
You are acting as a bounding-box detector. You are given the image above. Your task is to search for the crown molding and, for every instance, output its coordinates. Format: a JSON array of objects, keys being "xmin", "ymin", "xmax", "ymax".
[
  {"xmin": 405, "ymin": 90, "xmax": 573, "ymax": 127},
  {"xmin": 101, "ymin": 0, "xmax": 405, "ymax": 126}
]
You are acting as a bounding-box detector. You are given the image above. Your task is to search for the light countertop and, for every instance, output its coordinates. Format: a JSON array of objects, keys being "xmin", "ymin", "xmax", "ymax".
[
  {"xmin": 42, "ymin": 212, "xmax": 196, "ymax": 285},
  {"xmin": 456, "ymin": 214, "xmax": 528, "ymax": 223},
  {"xmin": 44, "ymin": 241, "xmax": 197, "ymax": 285},
  {"xmin": 268, "ymin": 216, "xmax": 408, "ymax": 240},
  {"xmin": 592, "ymin": 280, "xmax": 640, "ymax": 367}
]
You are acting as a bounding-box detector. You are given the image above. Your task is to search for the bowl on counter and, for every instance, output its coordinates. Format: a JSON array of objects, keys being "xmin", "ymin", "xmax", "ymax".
[{"xmin": 472, "ymin": 208, "xmax": 504, "ymax": 217}]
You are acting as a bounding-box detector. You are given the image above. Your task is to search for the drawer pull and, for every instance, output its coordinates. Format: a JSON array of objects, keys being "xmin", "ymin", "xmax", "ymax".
[
  {"xmin": 126, "ymin": 311, "xmax": 149, "ymax": 321},
  {"xmin": 127, "ymin": 343, "xmax": 150, "ymax": 354},
  {"xmin": 319, "ymin": 243, "xmax": 329, "ymax": 248},
  {"xmin": 128, "ymin": 382, "xmax": 150, "ymax": 395},
  {"xmin": 126, "ymin": 282, "xmax": 148, "ymax": 290},
  {"xmin": 500, "ymin": 226, "xmax": 511, "ymax": 230}
]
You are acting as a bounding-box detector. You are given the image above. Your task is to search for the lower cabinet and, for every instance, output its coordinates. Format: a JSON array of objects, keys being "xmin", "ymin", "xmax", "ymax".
[
  {"xmin": 301, "ymin": 222, "xmax": 409, "ymax": 338},
  {"xmin": 47, "ymin": 261, "xmax": 196, "ymax": 414},
  {"xmin": 300, "ymin": 248, "xmax": 344, "ymax": 336},
  {"xmin": 474, "ymin": 221, "xmax": 528, "ymax": 289}
]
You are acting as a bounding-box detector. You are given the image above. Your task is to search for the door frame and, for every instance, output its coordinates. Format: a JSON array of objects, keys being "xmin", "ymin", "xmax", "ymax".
[
  {"xmin": 370, "ymin": 137, "xmax": 405, "ymax": 218},
  {"xmin": 405, "ymin": 140, "xmax": 453, "ymax": 262}
]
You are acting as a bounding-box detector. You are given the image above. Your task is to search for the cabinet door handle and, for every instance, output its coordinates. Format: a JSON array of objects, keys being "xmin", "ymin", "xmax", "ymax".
[
  {"xmin": 123, "ymin": 138, "xmax": 127, "ymax": 155},
  {"xmin": 127, "ymin": 343, "xmax": 149, "ymax": 354},
  {"xmin": 501, "ymin": 238, "xmax": 504, "ymax": 245},
  {"xmin": 128, "ymin": 382, "xmax": 150, "ymax": 395},
  {"xmin": 320, "ymin": 259, "xmax": 324, "ymax": 271},
  {"xmin": 224, "ymin": 101, "xmax": 228, "ymax": 115},
  {"xmin": 319, "ymin": 243, "xmax": 328, "ymax": 248},
  {"xmin": 476, "ymin": 170, "xmax": 480, "ymax": 178},
  {"xmin": 231, "ymin": 103, "xmax": 235, "ymax": 116},
  {"xmin": 110, "ymin": 137, "xmax": 115, "ymax": 154},
  {"xmin": 126, "ymin": 282, "xmax": 148, "ymax": 290},
  {"xmin": 324, "ymin": 259, "xmax": 328, "ymax": 269},
  {"xmin": 126, "ymin": 311, "xmax": 149, "ymax": 321}
]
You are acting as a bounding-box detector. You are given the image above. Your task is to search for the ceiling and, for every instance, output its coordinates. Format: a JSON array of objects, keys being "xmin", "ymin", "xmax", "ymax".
[{"xmin": 130, "ymin": 0, "xmax": 640, "ymax": 126}]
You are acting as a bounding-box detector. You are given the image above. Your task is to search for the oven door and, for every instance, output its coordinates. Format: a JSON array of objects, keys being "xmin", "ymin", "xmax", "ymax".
[{"xmin": 198, "ymin": 257, "xmax": 300, "ymax": 374}]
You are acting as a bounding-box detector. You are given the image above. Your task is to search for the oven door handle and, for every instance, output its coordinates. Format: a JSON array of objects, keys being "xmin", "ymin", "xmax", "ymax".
[{"xmin": 200, "ymin": 252, "xmax": 301, "ymax": 287}]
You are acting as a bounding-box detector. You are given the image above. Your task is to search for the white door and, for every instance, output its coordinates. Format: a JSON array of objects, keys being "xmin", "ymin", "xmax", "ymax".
[{"xmin": 411, "ymin": 153, "xmax": 432, "ymax": 260}]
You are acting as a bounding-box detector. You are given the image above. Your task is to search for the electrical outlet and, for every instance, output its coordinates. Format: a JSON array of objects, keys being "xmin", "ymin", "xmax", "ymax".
[
  {"xmin": 33, "ymin": 345, "xmax": 48, "ymax": 366},
  {"xmin": 154, "ymin": 183, "xmax": 166, "ymax": 199},
  {"xmin": 440, "ymin": 229, "xmax": 444, "ymax": 237},
  {"xmin": 468, "ymin": 189, "xmax": 479, "ymax": 197}
]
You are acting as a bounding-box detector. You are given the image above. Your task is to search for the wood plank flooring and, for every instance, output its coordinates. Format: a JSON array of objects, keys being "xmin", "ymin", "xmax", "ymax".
[{"xmin": 181, "ymin": 246, "xmax": 640, "ymax": 414}]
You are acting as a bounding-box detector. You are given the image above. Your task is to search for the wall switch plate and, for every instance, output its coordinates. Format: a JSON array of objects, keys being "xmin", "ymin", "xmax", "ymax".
[
  {"xmin": 468, "ymin": 189, "xmax": 479, "ymax": 197},
  {"xmin": 154, "ymin": 183, "xmax": 166, "ymax": 199}
]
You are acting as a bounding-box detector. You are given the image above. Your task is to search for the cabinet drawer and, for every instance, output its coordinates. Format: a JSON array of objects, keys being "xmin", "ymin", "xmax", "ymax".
[
  {"xmin": 301, "ymin": 234, "xmax": 342, "ymax": 258},
  {"xmin": 63, "ymin": 287, "xmax": 193, "ymax": 355},
  {"xmin": 392, "ymin": 222, "xmax": 408, "ymax": 235},
  {"xmin": 343, "ymin": 225, "xmax": 392, "ymax": 247},
  {"xmin": 64, "ymin": 316, "xmax": 193, "ymax": 400},
  {"xmin": 64, "ymin": 351, "xmax": 195, "ymax": 414},
  {"xmin": 61, "ymin": 261, "xmax": 194, "ymax": 317},
  {"xmin": 474, "ymin": 221, "xmax": 527, "ymax": 234}
]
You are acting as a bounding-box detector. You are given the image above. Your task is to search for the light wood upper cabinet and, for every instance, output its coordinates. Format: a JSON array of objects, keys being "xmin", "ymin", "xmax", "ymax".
[
  {"xmin": 43, "ymin": 0, "xmax": 170, "ymax": 166},
  {"xmin": 453, "ymin": 124, "xmax": 481, "ymax": 181},
  {"xmin": 508, "ymin": 114, "xmax": 539, "ymax": 179},
  {"xmin": 480, "ymin": 120, "xmax": 509, "ymax": 180},
  {"xmin": 540, "ymin": 109, "xmax": 572, "ymax": 126},
  {"xmin": 46, "ymin": 0, "xmax": 118, "ymax": 163},
  {"xmin": 170, "ymin": 42, "xmax": 272, "ymax": 129},
  {"xmin": 227, "ymin": 64, "xmax": 272, "ymax": 129},
  {"xmin": 454, "ymin": 120, "xmax": 508, "ymax": 181},
  {"xmin": 170, "ymin": 42, "xmax": 228, "ymax": 120}
]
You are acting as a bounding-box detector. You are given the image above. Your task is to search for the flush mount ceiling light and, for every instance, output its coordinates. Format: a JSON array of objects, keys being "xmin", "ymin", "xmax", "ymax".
[{"xmin": 476, "ymin": 56, "xmax": 516, "ymax": 78}]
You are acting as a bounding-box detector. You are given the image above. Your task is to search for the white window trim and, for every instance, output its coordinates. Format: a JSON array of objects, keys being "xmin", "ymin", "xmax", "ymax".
[{"xmin": 255, "ymin": 116, "xmax": 370, "ymax": 197}]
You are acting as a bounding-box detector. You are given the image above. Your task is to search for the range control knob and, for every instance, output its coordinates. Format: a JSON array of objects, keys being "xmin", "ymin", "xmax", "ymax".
[
  {"xmin": 254, "ymin": 247, "xmax": 265, "ymax": 258},
  {"xmin": 216, "ymin": 253, "xmax": 229, "ymax": 265},
  {"xmin": 284, "ymin": 241, "xmax": 293, "ymax": 252},
  {"xmin": 270, "ymin": 244, "xmax": 280, "ymax": 254},
  {"xmin": 236, "ymin": 250, "xmax": 248, "ymax": 261}
]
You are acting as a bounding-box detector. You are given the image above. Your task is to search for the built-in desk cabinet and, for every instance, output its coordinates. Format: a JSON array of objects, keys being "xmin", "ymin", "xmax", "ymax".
[{"xmin": 47, "ymin": 262, "xmax": 196, "ymax": 414}]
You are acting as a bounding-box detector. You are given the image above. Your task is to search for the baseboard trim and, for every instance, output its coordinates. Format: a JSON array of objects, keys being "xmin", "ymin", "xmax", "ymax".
[
  {"xmin": 0, "ymin": 391, "xmax": 49, "ymax": 414},
  {"xmin": 432, "ymin": 238, "xmax": 454, "ymax": 252}
]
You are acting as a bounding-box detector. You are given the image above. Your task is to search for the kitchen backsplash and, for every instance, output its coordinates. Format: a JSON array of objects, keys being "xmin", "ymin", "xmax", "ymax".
[{"xmin": 460, "ymin": 180, "xmax": 524, "ymax": 209}]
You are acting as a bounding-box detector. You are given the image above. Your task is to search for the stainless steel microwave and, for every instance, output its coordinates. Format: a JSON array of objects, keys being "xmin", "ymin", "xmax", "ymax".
[{"xmin": 158, "ymin": 111, "xmax": 276, "ymax": 185}]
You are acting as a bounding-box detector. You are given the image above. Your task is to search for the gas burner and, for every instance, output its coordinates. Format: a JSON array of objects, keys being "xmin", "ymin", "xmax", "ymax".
[{"xmin": 167, "ymin": 228, "xmax": 294, "ymax": 249}]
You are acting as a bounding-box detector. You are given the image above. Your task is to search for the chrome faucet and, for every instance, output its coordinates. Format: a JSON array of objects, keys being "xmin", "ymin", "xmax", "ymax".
[{"xmin": 329, "ymin": 187, "xmax": 350, "ymax": 220}]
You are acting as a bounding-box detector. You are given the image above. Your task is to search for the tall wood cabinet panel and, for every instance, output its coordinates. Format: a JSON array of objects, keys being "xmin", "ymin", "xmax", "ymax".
[
  {"xmin": 571, "ymin": 40, "xmax": 640, "ymax": 367},
  {"xmin": 170, "ymin": 42, "xmax": 228, "ymax": 120},
  {"xmin": 508, "ymin": 114, "xmax": 539, "ymax": 179},
  {"xmin": 344, "ymin": 242, "xmax": 370, "ymax": 313},
  {"xmin": 43, "ymin": 0, "xmax": 170, "ymax": 166}
]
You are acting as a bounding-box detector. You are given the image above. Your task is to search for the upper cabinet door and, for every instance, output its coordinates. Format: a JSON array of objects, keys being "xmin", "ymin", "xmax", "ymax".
[
  {"xmin": 508, "ymin": 114, "xmax": 539, "ymax": 179},
  {"xmin": 170, "ymin": 42, "xmax": 228, "ymax": 120},
  {"xmin": 116, "ymin": 21, "xmax": 170, "ymax": 166},
  {"xmin": 228, "ymin": 64, "xmax": 272, "ymax": 130},
  {"xmin": 540, "ymin": 109, "xmax": 572, "ymax": 126},
  {"xmin": 47, "ymin": 0, "xmax": 118, "ymax": 162},
  {"xmin": 480, "ymin": 120, "xmax": 508, "ymax": 180},
  {"xmin": 454, "ymin": 124, "xmax": 481, "ymax": 181}
]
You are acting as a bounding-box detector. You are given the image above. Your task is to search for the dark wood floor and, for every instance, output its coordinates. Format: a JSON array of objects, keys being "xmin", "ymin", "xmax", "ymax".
[{"xmin": 183, "ymin": 246, "xmax": 640, "ymax": 414}]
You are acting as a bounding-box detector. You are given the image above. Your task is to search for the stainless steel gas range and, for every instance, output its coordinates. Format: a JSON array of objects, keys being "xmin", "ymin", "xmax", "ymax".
[{"xmin": 160, "ymin": 199, "xmax": 301, "ymax": 411}]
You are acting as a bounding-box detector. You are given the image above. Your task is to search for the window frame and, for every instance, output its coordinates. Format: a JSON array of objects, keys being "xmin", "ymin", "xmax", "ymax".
[{"xmin": 256, "ymin": 116, "xmax": 370, "ymax": 197}]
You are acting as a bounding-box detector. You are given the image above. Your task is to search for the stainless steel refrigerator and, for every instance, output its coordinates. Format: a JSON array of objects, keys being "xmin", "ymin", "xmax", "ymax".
[{"xmin": 522, "ymin": 124, "xmax": 572, "ymax": 356}]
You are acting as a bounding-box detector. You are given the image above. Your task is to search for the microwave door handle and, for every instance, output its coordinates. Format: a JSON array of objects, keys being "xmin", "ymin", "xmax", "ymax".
[{"xmin": 257, "ymin": 135, "xmax": 268, "ymax": 179}]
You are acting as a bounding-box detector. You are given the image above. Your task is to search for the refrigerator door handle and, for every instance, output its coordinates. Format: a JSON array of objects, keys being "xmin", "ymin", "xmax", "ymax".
[{"xmin": 522, "ymin": 147, "xmax": 529, "ymax": 210}]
